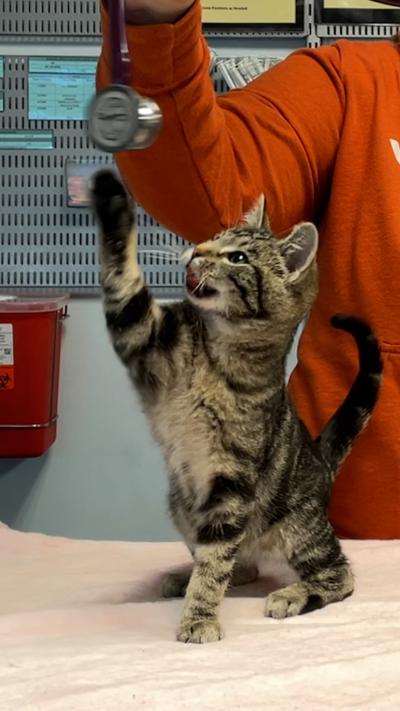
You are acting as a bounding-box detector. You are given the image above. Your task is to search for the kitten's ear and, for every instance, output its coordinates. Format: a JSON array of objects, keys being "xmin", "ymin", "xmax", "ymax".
[
  {"xmin": 241, "ymin": 195, "xmax": 270, "ymax": 231},
  {"xmin": 279, "ymin": 222, "xmax": 318, "ymax": 282}
]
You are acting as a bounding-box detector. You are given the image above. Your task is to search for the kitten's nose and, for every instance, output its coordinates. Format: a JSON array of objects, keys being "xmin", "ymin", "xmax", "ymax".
[{"xmin": 186, "ymin": 263, "xmax": 201, "ymax": 291}]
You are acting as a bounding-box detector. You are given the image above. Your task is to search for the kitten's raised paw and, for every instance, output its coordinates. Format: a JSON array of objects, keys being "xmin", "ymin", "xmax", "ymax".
[
  {"xmin": 161, "ymin": 571, "xmax": 190, "ymax": 599},
  {"xmin": 177, "ymin": 619, "xmax": 223, "ymax": 644},
  {"xmin": 264, "ymin": 583, "xmax": 309, "ymax": 619}
]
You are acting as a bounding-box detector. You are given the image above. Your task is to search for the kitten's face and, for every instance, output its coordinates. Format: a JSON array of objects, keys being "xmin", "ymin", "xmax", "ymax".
[{"xmin": 184, "ymin": 197, "xmax": 319, "ymax": 329}]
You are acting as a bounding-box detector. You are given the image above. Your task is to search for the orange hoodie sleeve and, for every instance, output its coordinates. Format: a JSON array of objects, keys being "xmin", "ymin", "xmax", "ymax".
[{"xmin": 97, "ymin": 0, "xmax": 345, "ymax": 243}]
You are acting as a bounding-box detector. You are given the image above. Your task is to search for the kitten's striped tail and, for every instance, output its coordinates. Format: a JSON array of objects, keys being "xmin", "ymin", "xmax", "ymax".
[{"xmin": 316, "ymin": 315, "xmax": 383, "ymax": 476}]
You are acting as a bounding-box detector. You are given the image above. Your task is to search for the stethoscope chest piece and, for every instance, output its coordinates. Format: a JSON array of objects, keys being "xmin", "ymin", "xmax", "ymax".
[
  {"xmin": 87, "ymin": 1, "xmax": 162, "ymax": 153},
  {"xmin": 88, "ymin": 85, "xmax": 140, "ymax": 153}
]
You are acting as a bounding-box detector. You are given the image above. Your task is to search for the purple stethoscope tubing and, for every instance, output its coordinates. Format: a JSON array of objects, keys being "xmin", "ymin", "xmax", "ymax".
[{"xmin": 109, "ymin": 0, "xmax": 132, "ymax": 86}]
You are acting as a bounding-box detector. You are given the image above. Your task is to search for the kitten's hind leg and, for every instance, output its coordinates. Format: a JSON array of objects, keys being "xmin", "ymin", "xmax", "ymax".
[{"xmin": 264, "ymin": 521, "xmax": 353, "ymax": 619}]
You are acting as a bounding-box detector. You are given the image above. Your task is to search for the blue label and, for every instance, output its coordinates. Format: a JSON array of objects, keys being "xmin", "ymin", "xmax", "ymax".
[{"xmin": 0, "ymin": 131, "xmax": 54, "ymax": 150}]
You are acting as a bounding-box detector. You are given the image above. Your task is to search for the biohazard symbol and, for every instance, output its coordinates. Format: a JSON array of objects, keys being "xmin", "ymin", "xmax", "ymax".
[
  {"xmin": 0, "ymin": 367, "xmax": 14, "ymax": 390},
  {"xmin": 0, "ymin": 373, "xmax": 10, "ymax": 388}
]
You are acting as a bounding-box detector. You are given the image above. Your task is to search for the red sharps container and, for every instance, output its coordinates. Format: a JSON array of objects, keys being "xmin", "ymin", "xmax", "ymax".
[{"xmin": 0, "ymin": 295, "xmax": 68, "ymax": 458}]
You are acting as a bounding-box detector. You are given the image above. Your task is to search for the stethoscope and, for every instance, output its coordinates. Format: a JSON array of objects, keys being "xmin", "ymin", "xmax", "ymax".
[{"xmin": 88, "ymin": 0, "xmax": 162, "ymax": 153}]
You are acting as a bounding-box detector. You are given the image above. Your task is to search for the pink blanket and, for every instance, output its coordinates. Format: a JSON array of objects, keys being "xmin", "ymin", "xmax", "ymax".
[{"xmin": 1, "ymin": 521, "xmax": 399, "ymax": 710}]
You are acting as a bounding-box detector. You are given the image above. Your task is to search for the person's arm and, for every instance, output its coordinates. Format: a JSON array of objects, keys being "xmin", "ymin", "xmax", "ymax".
[
  {"xmin": 124, "ymin": 0, "xmax": 194, "ymax": 24},
  {"xmin": 97, "ymin": 0, "xmax": 345, "ymax": 242}
]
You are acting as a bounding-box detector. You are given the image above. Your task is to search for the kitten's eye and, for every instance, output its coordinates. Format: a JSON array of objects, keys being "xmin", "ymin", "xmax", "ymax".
[{"xmin": 226, "ymin": 251, "xmax": 248, "ymax": 264}]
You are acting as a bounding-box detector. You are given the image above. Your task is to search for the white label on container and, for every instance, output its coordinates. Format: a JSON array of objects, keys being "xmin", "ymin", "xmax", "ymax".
[{"xmin": 0, "ymin": 324, "xmax": 14, "ymax": 365}]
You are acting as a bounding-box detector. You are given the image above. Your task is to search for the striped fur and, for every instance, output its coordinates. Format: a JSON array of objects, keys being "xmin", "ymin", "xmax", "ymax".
[
  {"xmin": 317, "ymin": 315, "xmax": 382, "ymax": 475},
  {"xmin": 92, "ymin": 171, "xmax": 382, "ymax": 644}
]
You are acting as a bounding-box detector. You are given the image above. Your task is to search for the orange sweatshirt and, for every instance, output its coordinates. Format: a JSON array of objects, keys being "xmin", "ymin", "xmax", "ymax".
[{"xmin": 97, "ymin": 1, "xmax": 400, "ymax": 539}]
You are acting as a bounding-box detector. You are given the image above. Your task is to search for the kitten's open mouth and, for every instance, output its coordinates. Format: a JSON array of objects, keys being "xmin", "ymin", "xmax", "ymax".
[
  {"xmin": 186, "ymin": 272, "xmax": 219, "ymax": 299},
  {"xmin": 187, "ymin": 283, "xmax": 219, "ymax": 299}
]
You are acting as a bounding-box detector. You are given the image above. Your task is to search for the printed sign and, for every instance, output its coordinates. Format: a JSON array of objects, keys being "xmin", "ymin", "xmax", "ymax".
[
  {"xmin": 0, "ymin": 324, "xmax": 14, "ymax": 390},
  {"xmin": 203, "ymin": 0, "xmax": 304, "ymax": 31},
  {"xmin": 203, "ymin": 0, "xmax": 295, "ymax": 23},
  {"xmin": 28, "ymin": 57, "xmax": 96, "ymax": 122},
  {"xmin": 65, "ymin": 161, "xmax": 117, "ymax": 207},
  {"xmin": 0, "ymin": 324, "xmax": 13, "ymax": 365}
]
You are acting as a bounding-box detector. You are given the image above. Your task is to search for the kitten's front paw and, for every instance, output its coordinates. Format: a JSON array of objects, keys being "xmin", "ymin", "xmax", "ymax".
[
  {"xmin": 264, "ymin": 583, "xmax": 309, "ymax": 619},
  {"xmin": 177, "ymin": 619, "xmax": 223, "ymax": 644},
  {"xmin": 161, "ymin": 571, "xmax": 190, "ymax": 599}
]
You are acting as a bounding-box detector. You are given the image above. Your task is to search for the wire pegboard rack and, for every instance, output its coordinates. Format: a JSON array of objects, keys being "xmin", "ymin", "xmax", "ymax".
[
  {"xmin": 1, "ymin": 2, "xmax": 400, "ymax": 295},
  {"xmin": 0, "ymin": 57, "xmax": 230, "ymax": 297},
  {"xmin": 0, "ymin": 1, "xmax": 100, "ymax": 43},
  {"xmin": 318, "ymin": 23, "xmax": 400, "ymax": 40}
]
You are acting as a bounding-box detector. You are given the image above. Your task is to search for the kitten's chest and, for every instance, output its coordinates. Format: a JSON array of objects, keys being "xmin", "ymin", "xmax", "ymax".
[{"xmin": 150, "ymin": 364, "xmax": 233, "ymax": 486}]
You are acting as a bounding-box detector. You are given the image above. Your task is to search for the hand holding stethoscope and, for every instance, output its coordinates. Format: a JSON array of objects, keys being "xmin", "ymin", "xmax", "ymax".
[{"xmin": 88, "ymin": 0, "xmax": 162, "ymax": 152}]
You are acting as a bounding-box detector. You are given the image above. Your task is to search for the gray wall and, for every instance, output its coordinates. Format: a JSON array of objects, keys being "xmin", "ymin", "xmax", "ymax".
[{"xmin": 0, "ymin": 299, "xmax": 176, "ymax": 541}]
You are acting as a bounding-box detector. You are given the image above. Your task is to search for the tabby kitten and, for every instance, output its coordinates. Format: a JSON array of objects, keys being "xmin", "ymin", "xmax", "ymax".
[{"xmin": 92, "ymin": 170, "xmax": 382, "ymax": 645}]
